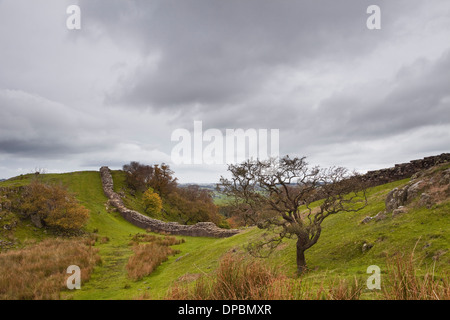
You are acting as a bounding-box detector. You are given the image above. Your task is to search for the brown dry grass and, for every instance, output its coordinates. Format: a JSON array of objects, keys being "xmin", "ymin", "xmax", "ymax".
[
  {"xmin": 167, "ymin": 253, "xmax": 306, "ymax": 300},
  {"xmin": 0, "ymin": 238, "xmax": 101, "ymax": 300},
  {"xmin": 383, "ymin": 251, "xmax": 450, "ymax": 300},
  {"xmin": 126, "ymin": 234, "xmax": 183, "ymax": 281},
  {"xmin": 166, "ymin": 251, "xmax": 449, "ymax": 300}
]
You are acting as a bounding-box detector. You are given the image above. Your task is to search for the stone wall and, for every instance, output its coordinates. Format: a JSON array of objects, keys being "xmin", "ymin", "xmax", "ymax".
[
  {"xmin": 99, "ymin": 167, "xmax": 240, "ymax": 238},
  {"xmin": 362, "ymin": 153, "xmax": 450, "ymax": 186}
]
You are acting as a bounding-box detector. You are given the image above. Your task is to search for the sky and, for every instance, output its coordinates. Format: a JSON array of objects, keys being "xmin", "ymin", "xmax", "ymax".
[{"xmin": 0, "ymin": 0, "xmax": 449, "ymax": 183}]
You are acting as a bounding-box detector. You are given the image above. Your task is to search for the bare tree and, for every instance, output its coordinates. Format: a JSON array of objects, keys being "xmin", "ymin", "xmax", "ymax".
[{"xmin": 218, "ymin": 156, "xmax": 368, "ymax": 274}]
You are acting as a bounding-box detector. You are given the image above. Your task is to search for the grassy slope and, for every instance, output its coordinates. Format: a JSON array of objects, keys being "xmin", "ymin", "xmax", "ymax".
[{"xmin": 1, "ymin": 171, "xmax": 449, "ymax": 300}]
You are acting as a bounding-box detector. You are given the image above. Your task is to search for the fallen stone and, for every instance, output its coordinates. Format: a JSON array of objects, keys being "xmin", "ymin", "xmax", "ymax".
[
  {"xmin": 374, "ymin": 211, "xmax": 387, "ymax": 222},
  {"xmin": 31, "ymin": 214, "xmax": 44, "ymax": 228},
  {"xmin": 392, "ymin": 206, "xmax": 408, "ymax": 218},
  {"xmin": 360, "ymin": 216, "xmax": 373, "ymax": 224},
  {"xmin": 362, "ymin": 242, "xmax": 373, "ymax": 253}
]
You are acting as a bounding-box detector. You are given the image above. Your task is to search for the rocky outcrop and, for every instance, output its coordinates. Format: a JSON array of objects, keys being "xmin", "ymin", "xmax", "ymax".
[
  {"xmin": 360, "ymin": 162, "xmax": 449, "ymax": 225},
  {"xmin": 99, "ymin": 167, "xmax": 240, "ymax": 238},
  {"xmin": 384, "ymin": 163, "xmax": 450, "ymax": 215},
  {"xmin": 362, "ymin": 153, "xmax": 450, "ymax": 187}
]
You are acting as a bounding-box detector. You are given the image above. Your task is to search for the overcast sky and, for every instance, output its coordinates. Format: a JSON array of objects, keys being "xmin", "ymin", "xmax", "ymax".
[{"xmin": 1, "ymin": 0, "xmax": 449, "ymax": 183}]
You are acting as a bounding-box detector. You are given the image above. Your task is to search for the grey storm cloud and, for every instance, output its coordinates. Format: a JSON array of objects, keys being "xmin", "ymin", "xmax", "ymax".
[
  {"xmin": 80, "ymin": 0, "xmax": 407, "ymax": 109},
  {"xmin": 317, "ymin": 50, "xmax": 450, "ymax": 142},
  {"xmin": 0, "ymin": 90, "xmax": 112, "ymax": 158}
]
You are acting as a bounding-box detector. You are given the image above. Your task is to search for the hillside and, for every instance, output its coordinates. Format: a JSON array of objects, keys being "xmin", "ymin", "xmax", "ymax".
[{"xmin": 0, "ymin": 164, "xmax": 449, "ymax": 300}]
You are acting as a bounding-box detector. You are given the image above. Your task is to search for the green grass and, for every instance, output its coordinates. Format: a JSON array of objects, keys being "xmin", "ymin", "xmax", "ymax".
[{"xmin": 1, "ymin": 171, "xmax": 449, "ymax": 300}]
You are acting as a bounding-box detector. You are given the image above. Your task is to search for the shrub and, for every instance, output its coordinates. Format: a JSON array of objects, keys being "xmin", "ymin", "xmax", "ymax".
[
  {"xmin": 19, "ymin": 181, "xmax": 89, "ymax": 232},
  {"xmin": 142, "ymin": 188, "xmax": 163, "ymax": 216}
]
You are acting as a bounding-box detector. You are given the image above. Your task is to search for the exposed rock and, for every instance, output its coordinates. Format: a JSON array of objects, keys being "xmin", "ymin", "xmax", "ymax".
[
  {"xmin": 30, "ymin": 214, "xmax": 44, "ymax": 228},
  {"xmin": 374, "ymin": 211, "xmax": 387, "ymax": 222},
  {"xmin": 385, "ymin": 188, "xmax": 407, "ymax": 212},
  {"xmin": 406, "ymin": 180, "xmax": 427, "ymax": 202},
  {"xmin": 418, "ymin": 193, "xmax": 432, "ymax": 209},
  {"xmin": 99, "ymin": 166, "xmax": 240, "ymax": 238},
  {"xmin": 362, "ymin": 242, "xmax": 373, "ymax": 253},
  {"xmin": 392, "ymin": 206, "xmax": 408, "ymax": 218},
  {"xmin": 360, "ymin": 216, "xmax": 373, "ymax": 224},
  {"xmin": 439, "ymin": 169, "xmax": 450, "ymax": 185},
  {"xmin": 385, "ymin": 179, "xmax": 428, "ymax": 213}
]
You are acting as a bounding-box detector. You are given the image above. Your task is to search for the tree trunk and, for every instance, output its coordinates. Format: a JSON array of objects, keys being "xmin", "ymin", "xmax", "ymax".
[{"xmin": 296, "ymin": 236, "xmax": 308, "ymax": 274}]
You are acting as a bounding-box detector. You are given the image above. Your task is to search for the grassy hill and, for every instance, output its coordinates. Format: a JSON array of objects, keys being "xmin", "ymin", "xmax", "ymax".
[{"xmin": 0, "ymin": 166, "xmax": 449, "ymax": 300}]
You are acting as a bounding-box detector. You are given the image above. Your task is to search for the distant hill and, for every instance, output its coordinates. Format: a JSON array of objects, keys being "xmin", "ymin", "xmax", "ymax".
[{"xmin": 178, "ymin": 183, "xmax": 217, "ymax": 190}]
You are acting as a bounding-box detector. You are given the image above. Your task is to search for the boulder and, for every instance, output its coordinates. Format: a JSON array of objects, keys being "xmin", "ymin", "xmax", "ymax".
[
  {"xmin": 30, "ymin": 214, "xmax": 44, "ymax": 228},
  {"xmin": 385, "ymin": 180, "xmax": 427, "ymax": 213},
  {"xmin": 362, "ymin": 242, "xmax": 373, "ymax": 253},
  {"xmin": 418, "ymin": 193, "xmax": 432, "ymax": 209},
  {"xmin": 385, "ymin": 188, "xmax": 407, "ymax": 212},
  {"xmin": 406, "ymin": 180, "xmax": 427, "ymax": 202}
]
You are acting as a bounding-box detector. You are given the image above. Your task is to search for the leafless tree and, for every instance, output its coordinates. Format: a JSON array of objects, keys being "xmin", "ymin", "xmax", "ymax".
[{"xmin": 218, "ymin": 156, "xmax": 368, "ymax": 274}]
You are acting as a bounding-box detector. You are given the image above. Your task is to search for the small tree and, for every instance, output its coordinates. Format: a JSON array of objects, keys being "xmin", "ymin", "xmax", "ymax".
[
  {"xmin": 123, "ymin": 161, "xmax": 154, "ymax": 192},
  {"xmin": 150, "ymin": 164, "xmax": 177, "ymax": 198},
  {"xmin": 143, "ymin": 187, "xmax": 163, "ymax": 216},
  {"xmin": 218, "ymin": 156, "xmax": 367, "ymax": 274},
  {"xmin": 122, "ymin": 162, "xmax": 177, "ymax": 197},
  {"xmin": 167, "ymin": 185, "xmax": 222, "ymax": 225}
]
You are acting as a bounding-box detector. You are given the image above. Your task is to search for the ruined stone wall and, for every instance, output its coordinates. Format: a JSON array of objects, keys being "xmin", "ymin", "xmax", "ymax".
[
  {"xmin": 99, "ymin": 167, "xmax": 240, "ymax": 238},
  {"xmin": 362, "ymin": 153, "xmax": 450, "ymax": 186}
]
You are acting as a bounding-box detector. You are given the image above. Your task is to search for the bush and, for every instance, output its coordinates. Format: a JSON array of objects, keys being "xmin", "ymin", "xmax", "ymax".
[
  {"xmin": 19, "ymin": 181, "xmax": 89, "ymax": 232},
  {"xmin": 142, "ymin": 188, "xmax": 163, "ymax": 215}
]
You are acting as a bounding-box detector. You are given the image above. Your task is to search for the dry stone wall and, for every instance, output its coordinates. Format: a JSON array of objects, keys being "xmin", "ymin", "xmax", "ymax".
[
  {"xmin": 362, "ymin": 153, "xmax": 450, "ymax": 186},
  {"xmin": 99, "ymin": 166, "xmax": 240, "ymax": 238}
]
